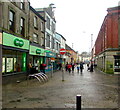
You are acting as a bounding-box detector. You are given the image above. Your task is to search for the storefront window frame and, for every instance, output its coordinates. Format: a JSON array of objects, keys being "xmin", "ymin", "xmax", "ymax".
[{"xmin": 2, "ymin": 49, "xmax": 27, "ymax": 75}]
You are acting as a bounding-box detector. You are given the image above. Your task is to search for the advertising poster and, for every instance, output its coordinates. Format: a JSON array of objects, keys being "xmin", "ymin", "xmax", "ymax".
[
  {"xmin": 6, "ymin": 58, "xmax": 13, "ymax": 72},
  {"xmin": 2, "ymin": 58, "xmax": 5, "ymax": 73}
]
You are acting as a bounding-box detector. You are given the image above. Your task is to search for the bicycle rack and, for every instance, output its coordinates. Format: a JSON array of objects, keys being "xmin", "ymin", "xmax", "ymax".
[{"xmin": 28, "ymin": 72, "xmax": 48, "ymax": 83}]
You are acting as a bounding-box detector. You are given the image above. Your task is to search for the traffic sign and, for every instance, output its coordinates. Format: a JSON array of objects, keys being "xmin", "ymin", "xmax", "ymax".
[{"xmin": 60, "ymin": 48, "xmax": 66, "ymax": 55}]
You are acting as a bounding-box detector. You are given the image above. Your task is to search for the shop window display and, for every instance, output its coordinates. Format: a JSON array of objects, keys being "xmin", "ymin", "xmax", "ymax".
[{"xmin": 2, "ymin": 49, "xmax": 26, "ymax": 74}]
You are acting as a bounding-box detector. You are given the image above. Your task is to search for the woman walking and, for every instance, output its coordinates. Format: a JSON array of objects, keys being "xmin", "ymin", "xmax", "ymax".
[{"xmin": 67, "ymin": 63, "xmax": 72, "ymax": 74}]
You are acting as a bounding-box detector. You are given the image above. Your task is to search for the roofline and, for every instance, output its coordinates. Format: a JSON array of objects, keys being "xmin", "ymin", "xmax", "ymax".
[
  {"xmin": 56, "ymin": 32, "xmax": 66, "ymax": 41},
  {"xmin": 30, "ymin": 6, "xmax": 46, "ymax": 22}
]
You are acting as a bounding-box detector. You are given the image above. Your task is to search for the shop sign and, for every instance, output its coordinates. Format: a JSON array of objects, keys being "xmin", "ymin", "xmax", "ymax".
[
  {"xmin": 36, "ymin": 49, "xmax": 41, "ymax": 54},
  {"xmin": 3, "ymin": 32, "xmax": 29, "ymax": 50},
  {"xmin": 0, "ymin": 33, "xmax": 2, "ymax": 44},
  {"xmin": 14, "ymin": 38, "xmax": 24, "ymax": 47},
  {"xmin": 46, "ymin": 51, "xmax": 56, "ymax": 58},
  {"xmin": 29, "ymin": 45, "xmax": 45, "ymax": 56}
]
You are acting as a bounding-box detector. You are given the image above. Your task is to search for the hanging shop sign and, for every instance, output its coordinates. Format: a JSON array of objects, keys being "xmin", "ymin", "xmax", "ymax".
[
  {"xmin": 29, "ymin": 45, "xmax": 45, "ymax": 56},
  {"xmin": 3, "ymin": 32, "xmax": 29, "ymax": 50}
]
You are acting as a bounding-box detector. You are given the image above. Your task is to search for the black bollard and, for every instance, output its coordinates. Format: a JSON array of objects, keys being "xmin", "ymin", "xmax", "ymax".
[{"xmin": 76, "ymin": 95, "xmax": 81, "ymax": 110}]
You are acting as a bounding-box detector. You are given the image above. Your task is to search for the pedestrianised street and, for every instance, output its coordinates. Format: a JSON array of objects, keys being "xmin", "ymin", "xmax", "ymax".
[{"xmin": 2, "ymin": 65, "xmax": 120, "ymax": 109}]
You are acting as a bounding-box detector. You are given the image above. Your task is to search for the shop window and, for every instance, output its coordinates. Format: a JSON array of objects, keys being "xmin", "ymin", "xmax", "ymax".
[
  {"xmin": 114, "ymin": 56, "xmax": 120, "ymax": 72},
  {"xmin": 2, "ymin": 49, "xmax": 27, "ymax": 74},
  {"xmin": 20, "ymin": 17, "xmax": 25, "ymax": 36},
  {"xmin": 6, "ymin": 58, "xmax": 13, "ymax": 72},
  {"xmin": 2, "ymin": 58, "xmax": 5, "ymax": 73},
  {"xmin": 9, "ymin": 10, "xmax": 15, "ymax": 32}
]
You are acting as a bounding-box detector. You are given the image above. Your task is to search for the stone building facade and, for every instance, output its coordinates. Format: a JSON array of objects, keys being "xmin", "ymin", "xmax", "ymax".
[{"xmin": 93, "ymin": 6, "xmax": 120, "ymax": 74}]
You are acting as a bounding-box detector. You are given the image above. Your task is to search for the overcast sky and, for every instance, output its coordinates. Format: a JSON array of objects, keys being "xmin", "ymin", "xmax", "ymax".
[{"xmin": 30, "ymin": 0, "xmax": 119, "ymax": 53}]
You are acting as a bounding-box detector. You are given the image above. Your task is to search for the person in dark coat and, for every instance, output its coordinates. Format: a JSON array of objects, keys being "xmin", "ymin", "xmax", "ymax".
[
  {"xmin": 71, "ymin": 63, "xmax": 75, "ymax": 73},
  {"xmin": 76, "ymin": 63, "xmax": 80, "ymax": 73},
  {"xmin": 40, "ymin": 63, "xmax": 46, "ymax": 73},
  {"xmin": 80, "ymin": 62, "xmax": 84, "ymax": 73},
  {"xmin": 65, "ymin": 62, "xmax": 68, "ymax": 71},
  {"xmin": 90, "ymin": 63, "xmax": 94, "ymax": 72}
]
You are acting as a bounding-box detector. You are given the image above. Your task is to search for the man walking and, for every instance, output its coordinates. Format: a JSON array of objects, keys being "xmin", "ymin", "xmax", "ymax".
[{"xmin": 80, "ymin": 62, "xmax": 84, "ymax": 73}]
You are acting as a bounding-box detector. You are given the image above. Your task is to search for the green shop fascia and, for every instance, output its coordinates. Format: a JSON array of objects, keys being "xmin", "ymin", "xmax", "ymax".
[{"xmin": 2, "ymin": 32, "xmax": 29, "ymax": 75}]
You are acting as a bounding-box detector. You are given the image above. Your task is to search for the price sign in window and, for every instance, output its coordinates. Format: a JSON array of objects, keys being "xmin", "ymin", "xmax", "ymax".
[
  {"xmin": 6, "ymin": 58, "xmax": 13, "ymax": 72},
  {"xmin": 2, "ymin": 58, "xmax": 5, "ymax": 73}
]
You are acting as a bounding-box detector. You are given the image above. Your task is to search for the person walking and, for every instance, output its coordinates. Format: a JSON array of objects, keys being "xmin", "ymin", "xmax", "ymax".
[
  {"xmin": 40, "ymin": 63, "xmax": 47, "ymax": 73},
  {"xmin": 71, "ymin": 63, "xmax": 75, "ymax": 73},
  {"xmin": 65, "ymin": 62, "xmax": 68, "ymax": 71},
  {"xmin": 90, "ymin": 63, "xmax": 94, "ymax": 72},
  {"xmin": 80, "ymin": 62, "xmax": 84, "ymax": 73},
  {"xmin": 67, "ymin": 63, "xmax": 72, "ymax": 74},
  {"xmin": 76, "ymin": 63, "xmax": 80, "ymax": 73}
]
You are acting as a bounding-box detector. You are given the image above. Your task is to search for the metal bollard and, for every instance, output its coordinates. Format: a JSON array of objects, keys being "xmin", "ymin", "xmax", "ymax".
[{"xmin": 76, "ymin": 95, "xmax": 81, "ymax": 110}]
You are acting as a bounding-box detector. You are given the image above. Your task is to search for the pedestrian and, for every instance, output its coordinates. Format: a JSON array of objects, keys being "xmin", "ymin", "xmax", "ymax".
[
  {"xmin": 67, "ymin": 63, "xmax": 72, "ymax": 74},
  {"xmin": 90, "ymin": 63, "xmax": 94, "ymax": 72},
  {"xmin": 59, "ymin": 62, "xmax": 62, "ymax": 70},
  {"xmin": 28, "ymin": 62, "xmax": 32, "ymax": 74},
  {"xmin": 26, "ymin": 62, "xmax": 32, "ymax": 79},
  {"xmin": 71, "ymin": 63, "xmax": 75, "ymax": 73},
  {"xmin": 76, "ymin": 63, "xmax": 80, "ymax": 73},
  {"xmin": 34, "ymin": 61, "xmax": 39, "ymax": 73},
  {"xmin": 80, "ymin": 62, "xmax": 84, "ymax": 73},
  {"xmin": 65, "ymin": 62, "xmax": 68, "ymax": 71},
  {"xmin": 40, "ymin": 63, "xmax": 47, "ymax": 73}
]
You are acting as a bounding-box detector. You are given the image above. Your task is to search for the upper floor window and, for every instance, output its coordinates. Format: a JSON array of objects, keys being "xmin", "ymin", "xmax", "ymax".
[
  {"xmin": 9, "ymin": 10, "xmax": 15, "ymax": 32},
  {"xmin": 9, "ymin": 0, "xmax": 16, "ymax": 3},
  {"xmin": 47, "ymin": 16, "xmax": 50, "ymax": 30},
  {"xmin": 20, "ymin": 0, "xmax": 25, "ymax": 10},
  {"xmin": 41, "ymin": 22, "xmax": 44, "ymax": 32},
  {"xmin": 34, "ymin": 16, "xmax": 37, "ymax": 28},
  {"xmin": 51, "ymin": 37, "xmax": 54, "ymax": 49},
  {"xmin": 41, "ymin": 37, "xmax": 44, "ymax": 46},
  {"xmin": 56, "ymin": 42, "xmax": 58, "ymax": 50},
  {"xmin": 46, "ymin": 34, "xmax": 50, "ymax": 47},
  {"xmin": 33, "ymin": 33, "xmax": 38, "ymax": 43},
  {"xmin": 20, "ymin": 17, "xmax": 25, "ymax": 36},
  {"xmin": 52, "ymin": 22, "xmax": 55, "ymax": 33}
]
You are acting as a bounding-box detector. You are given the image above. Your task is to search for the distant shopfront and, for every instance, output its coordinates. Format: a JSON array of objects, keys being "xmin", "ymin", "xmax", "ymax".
[
  {"xmin": 2, "ymin": 32, "xmax": 29, "ymax": 75},
  {"xmin": 45, "ymin": 51, "xmax": 56, "ymax": 72},
  {"xmin": 29, "ymin": 45, "xmax": 45, "ymax": 71}
]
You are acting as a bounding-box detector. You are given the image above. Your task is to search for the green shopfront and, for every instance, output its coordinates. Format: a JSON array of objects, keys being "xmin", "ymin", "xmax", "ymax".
[
  {"xmin": 29, "ymin": 45, "xmax": 45, "ymax": 71},
  {"xmin": 2, "ymin": 32, "xmax": 29, "ymax": 75}
]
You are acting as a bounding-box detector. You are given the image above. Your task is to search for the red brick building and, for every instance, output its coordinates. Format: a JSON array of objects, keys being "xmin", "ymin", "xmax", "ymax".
[{"xmin": 93, "ymin": 6, "xmax": 120, "ymax": 74}]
